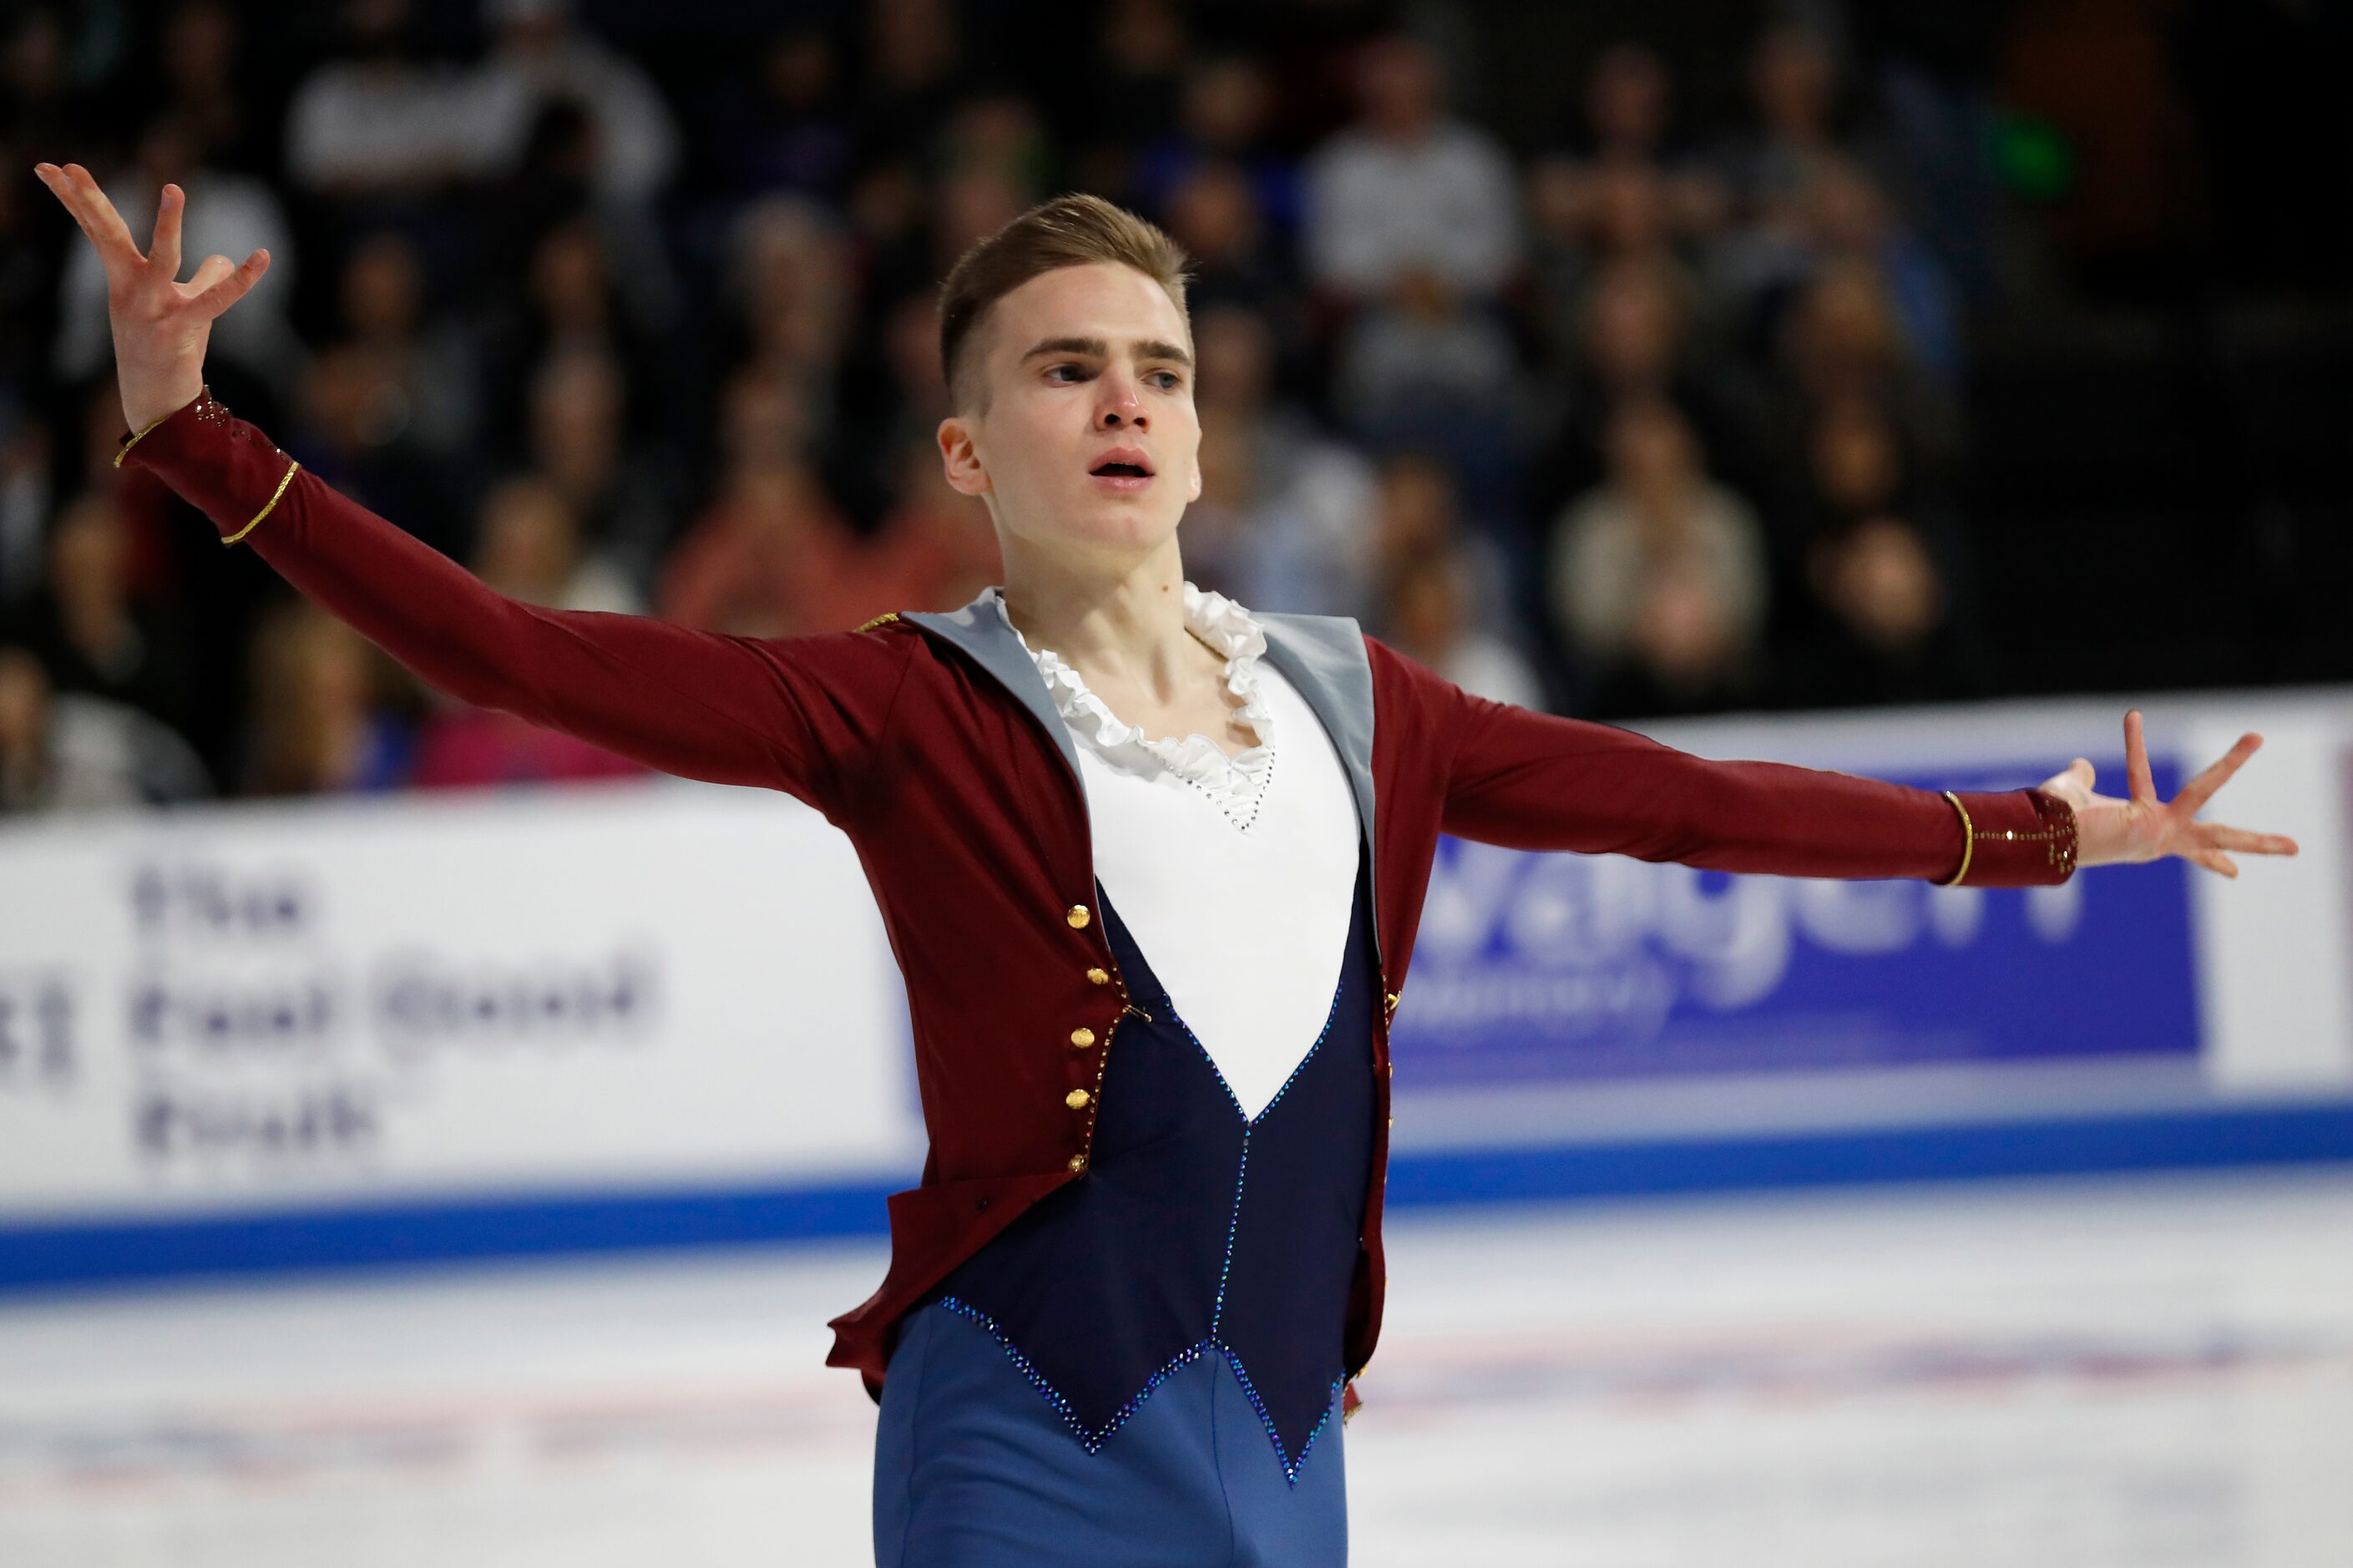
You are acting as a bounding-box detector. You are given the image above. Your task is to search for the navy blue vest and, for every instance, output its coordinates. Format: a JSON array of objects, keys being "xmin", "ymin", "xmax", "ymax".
[{"xmin": 918, "ymin": 843, "xmax": 1380, "ymax": 1485}]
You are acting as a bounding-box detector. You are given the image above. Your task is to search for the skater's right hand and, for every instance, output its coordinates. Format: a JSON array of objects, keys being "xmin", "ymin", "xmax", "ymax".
[{"xmin": 32, "ymin": 161, "xmax": 272, "ymax": 437}]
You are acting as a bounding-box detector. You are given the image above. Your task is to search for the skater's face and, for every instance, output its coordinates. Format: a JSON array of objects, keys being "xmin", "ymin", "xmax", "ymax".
[{"xmin": 939, "ymin": 261, "xmax": 1203, "ymax": 564}]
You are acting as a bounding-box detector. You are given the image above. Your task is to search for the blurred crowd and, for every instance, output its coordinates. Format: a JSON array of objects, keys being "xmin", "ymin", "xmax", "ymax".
[{"xmin": 0, "ymin": 0, "xmax": 2339, "ymax": 814}]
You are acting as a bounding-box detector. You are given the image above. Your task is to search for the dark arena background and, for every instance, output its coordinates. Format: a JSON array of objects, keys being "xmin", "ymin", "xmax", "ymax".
[{"xmin": 4, "ymin": 2, "xmax": 2352, "ymax": 1562}]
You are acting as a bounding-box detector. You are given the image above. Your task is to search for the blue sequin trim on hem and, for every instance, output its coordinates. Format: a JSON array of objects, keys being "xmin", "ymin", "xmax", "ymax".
[{"xmin": 930, "ymin": 1296, "xmax": 1348, "ymax": 1488}]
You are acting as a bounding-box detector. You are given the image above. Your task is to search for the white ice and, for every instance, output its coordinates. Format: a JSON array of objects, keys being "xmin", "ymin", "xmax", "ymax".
[{"xmin": 3, "ymin": 1169, "xmax": 2350, "ymax": 1565}]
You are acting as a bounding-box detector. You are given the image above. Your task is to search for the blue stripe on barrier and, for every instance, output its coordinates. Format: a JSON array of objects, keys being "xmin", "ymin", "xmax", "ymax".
[
  {"xmin": 0, "ymin": 1181, "xmax": 898, "ymax": 1295},
  {"xmin": 5, "ymin": 1104, "xmax": 2352, "ymax": 1296}
]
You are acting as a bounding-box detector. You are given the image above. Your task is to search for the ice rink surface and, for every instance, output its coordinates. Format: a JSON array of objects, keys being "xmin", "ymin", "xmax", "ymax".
[{"xmin": 5, "ymin": 1168, "xmax": 2351, "ymax": 1566}]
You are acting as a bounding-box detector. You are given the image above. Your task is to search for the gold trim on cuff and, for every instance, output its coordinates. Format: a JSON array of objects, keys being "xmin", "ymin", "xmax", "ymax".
[
  {"xmin": 112, "ymin": 402, "xmax": 185, "ymax": 468},
  {"xmin": 221, "ymin": 456, "xmax": 301, "ymax": 546},
  {"xmin": 1939, "ymin": 790, "xmax": 1975, "ymax": 888}
]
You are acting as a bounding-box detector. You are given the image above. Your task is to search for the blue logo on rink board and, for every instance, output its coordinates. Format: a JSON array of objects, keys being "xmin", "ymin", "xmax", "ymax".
[{"xmin": 1391, "ymin": 759, "xmax": 2199, "ymax": 1085}]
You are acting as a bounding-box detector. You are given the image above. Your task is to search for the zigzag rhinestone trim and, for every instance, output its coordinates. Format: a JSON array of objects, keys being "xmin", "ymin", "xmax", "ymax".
[
  {"xmin": 930, "ymin": 1297, "xmax": 1344, "ymax": 1488},
  {"xmin": 934, "ymin": 1295, "xmax": 1215, "ymax": 1457},
  {"xmin": 1225, "ymin": 1348, "xmax": 1349, "ymax": 1485},
  {"xmin": 1173, "ymin": 961, "xmax": 1350, "ymax": 1130}
]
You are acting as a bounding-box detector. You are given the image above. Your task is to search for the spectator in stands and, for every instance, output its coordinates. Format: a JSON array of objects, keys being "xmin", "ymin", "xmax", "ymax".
[
  {"xmin": 1607, "ymin": 549, "xmax": 1762, "ymax": 716},
  {"xmin": 1772, "ymin": 255, "xmax": 1961, "ymax": 484},
  {"xmin": 1303, "ymin": 33, "xmax": 1521, "ymax": 305},
  {"xmin": 1185, "ymin": 305, "xmax": 1379, "ymax": 620},
  {"xmin": 1584, "ymin": 43, "xmax": 1676, "ymax": 164},
  {"xmin": 333, "ymin": 229, "xmax": 483, "ymax": 467},
  {"xmin": 480, "ymin": 214, "xmax": 668, "ymax": 457},
  {"xmin": 151, "ymin": 1, "xmax": 266, "ymax": 176},
  {"xmin": 1714, "ymin": 27, "xmax": 1870, "ymax": 237},
  {"xmin": 1379, "ymin": 543, "xmax": 1547, "ymax": 710},
  {"xmin": 657, "ymin": 457, "xmax": 864, "ymax": 636},
  {"xmin": 1163, "ymin": 160, "xmax": 1292, "ymax": 326},
  {"xmin": 1524, "ymin": 43, "xmax": 1727, "ymax": 255},
  {"xmin": 460, "ymin": 0, "xmax": 681, "ymax": 206},
  {"xmin": 524, "ymin": 346, "xmax": 676, "ymax": 590},
  {"xmin": 939, "ymin": 92, "xmax": 1056, "ymax": 200},
  {"xmin": 1370, "ymin": 449, "xmax": 1518, "ymax": 640},
  {"xmin": 472, "ymin": 473, "xmax": 639, "ymax": 615},
  {"xmin": 282, "ymin": 341, "xmax": 458, "ymax": 555},
  {"xmin": 1529, "ymin": 165, "xmax": 1703, "ymax": 367},
  {"xmin": 13, "ymin": 490, "xmax": 191, "ymax": 734},
  {"xmin": 0, "ymin": 409, "xmax": 52, "ymax": 613},
  {"xmin": 1789, "ymin": 514, "xmax": 1993, "ymax": 708},
  {"xmin": 722, "ymin": 195, "xmax": 853, "ymax": 433},
  {"xmin": 1, "ymin": 7, "xmax": 80, "ymax": 156},
  {"xmin": 1800, "ymin": 156, "xmax": 1964, "ymax": 382},
  {"xmin": 285, "ymin": 0, "xmax": 475, "ymax": 201},
  {"xmin": 0, "ymin": 159, "xmax": 48, "ymax": 394},
  {"xmin": 0, "ymin": 643, "xmax": 209, "ymax": 812},
  {"xmin": 930, "ymin": 164, "xmax": 1032, "ymax": 283},
  {"xmin": 1085, "ymin": 0, "xmax": 1192, "ymax": 158},
  {"xmin": 696, "ymin": 23, "xmax": 853, "ymax": 208},
  {"xmin": 237, "ymin": 600, "xmax": 413, "ymax": 796},
  {"xmin": 1527, "ymin": 255, "xmax": 1771, "ymax": 522},
  {"xmin": 1130, "ymin": 54, "xmax": 1302, "ymax": 245},
  {"xmin": 1799, "ymin": 392, "xmax": 1933, "ymax": 536},
  {"xmin": 713, "ymin": 362, "xmax": 822, "ymax": 479},
  {"xmin": 1546, "ymin": 397, "xmax": 1769, "ymax": 714},
  {"xmin": 1329, "ymin": 264, "xmax": 1521, "ymax": 476},
  {"xmin": 832, "ymin": 291, "xmax": 945, "ymax": 522},
  {"xmin": 850, "ymin": 0, "xmax": 970, "ymax": 171}
]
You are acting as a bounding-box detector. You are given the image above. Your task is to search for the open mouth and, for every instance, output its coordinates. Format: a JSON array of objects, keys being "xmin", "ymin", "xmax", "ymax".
[{"xmin": 1088, "ymin": 452, "xmax": 1156, "ymax": 493}]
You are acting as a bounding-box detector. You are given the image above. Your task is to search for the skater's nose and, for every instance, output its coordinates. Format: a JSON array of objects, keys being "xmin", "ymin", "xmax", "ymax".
[{"xmin": 1095, "ymin": 370, "xmax": 1146, "ymax": 428}]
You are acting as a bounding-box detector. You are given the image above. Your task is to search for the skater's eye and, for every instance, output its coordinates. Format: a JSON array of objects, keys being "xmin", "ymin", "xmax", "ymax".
[{"xmin": 1045, "ymin": 363, "xmax": 1183, "ymax": 392}]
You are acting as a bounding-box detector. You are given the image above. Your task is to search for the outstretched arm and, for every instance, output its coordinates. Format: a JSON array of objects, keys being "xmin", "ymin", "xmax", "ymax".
[
  {"xmin": 37, "ymin": 159, "xmax": 912, "ymax": 820},
  {"xmin": 1371, "ymin": 637, "xmax": 2294, "ymax": 887}
]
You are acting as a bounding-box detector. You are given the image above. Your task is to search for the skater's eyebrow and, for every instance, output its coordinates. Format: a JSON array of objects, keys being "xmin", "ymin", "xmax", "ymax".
[{"xmin": 1019, "ymin": 335, "xmax": 1193, "ymax": 370}]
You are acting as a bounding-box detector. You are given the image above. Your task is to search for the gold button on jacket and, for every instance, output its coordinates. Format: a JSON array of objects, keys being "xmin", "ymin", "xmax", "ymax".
[
  {"xmin": 1065, "ymin": 1089, "xmax": 1091, "ymax": 1109},
  {"xmin": 1069, "ymin": 1026, "xmax": 1096, "ymax": 1048},
  {"xmin": 1066, "ymin": 1153, "xmax": 1088, "ymax": 1171},
  {"xmin": 1085, "ymin": 967, "xmax": 1110, "ymax": 985},
  {"xmin": 1065, "ymin": 904, "xmax": 1090, "ymax": 928}
]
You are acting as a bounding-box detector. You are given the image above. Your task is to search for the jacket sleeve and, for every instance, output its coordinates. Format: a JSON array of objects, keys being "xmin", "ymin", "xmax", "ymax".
[
  {"xmin": 116, "ymin": 385, "xmax": 915, "ymax": 824},
  {"xmin": 1368, "ymin": 635, "xmax": 2075, "ymax": 888}
]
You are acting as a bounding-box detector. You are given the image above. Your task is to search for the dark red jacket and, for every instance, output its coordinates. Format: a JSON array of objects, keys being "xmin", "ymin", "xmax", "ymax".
[{"xmin": 118, "ymin": 387, "xmax": 2077, "ymax": 1401}]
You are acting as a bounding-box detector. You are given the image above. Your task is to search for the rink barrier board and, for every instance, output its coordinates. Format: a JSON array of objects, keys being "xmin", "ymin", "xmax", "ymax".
[
  {"xmin": 7, "ymin": 688, "xmax": 2352, "ymax": 1294},
  {"xmin": 4, "ymin": 1100, "xmax": 2351, "ymax": 1296}
]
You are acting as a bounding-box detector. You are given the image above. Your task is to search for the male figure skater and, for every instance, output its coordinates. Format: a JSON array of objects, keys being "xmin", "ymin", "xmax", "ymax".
[{"xmin": 36, "ymin": 163, "xmax": 2296, "ymax": 1565}]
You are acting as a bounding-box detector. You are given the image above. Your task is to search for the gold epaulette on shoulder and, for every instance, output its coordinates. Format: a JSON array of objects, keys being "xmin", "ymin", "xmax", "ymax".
[{"xmin": 855, "ymin": 611, "xmax": 902, "ymax": 632}]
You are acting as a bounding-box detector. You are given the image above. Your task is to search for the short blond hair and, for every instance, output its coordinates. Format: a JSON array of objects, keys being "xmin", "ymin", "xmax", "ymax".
[{"xmin": 937, "ymin": 192, "xmax": 1193, "ymax": 415}]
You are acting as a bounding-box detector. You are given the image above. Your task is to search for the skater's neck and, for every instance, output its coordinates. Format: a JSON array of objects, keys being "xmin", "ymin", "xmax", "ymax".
[{"xmin": 994, "ymin": 532, "xmax": 1216, "ymax": 705}]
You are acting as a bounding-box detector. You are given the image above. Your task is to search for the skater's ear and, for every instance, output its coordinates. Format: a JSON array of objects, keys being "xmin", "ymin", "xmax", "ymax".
[{"xmin": 939, "ymin": 417, "xmax": 990, "ymax": 498}]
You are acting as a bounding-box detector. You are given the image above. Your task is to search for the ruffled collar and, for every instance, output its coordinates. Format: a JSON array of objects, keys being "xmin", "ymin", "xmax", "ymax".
[{"xmin": 992, "ymin": 582, "xmax": 1277, "ymax": 814}]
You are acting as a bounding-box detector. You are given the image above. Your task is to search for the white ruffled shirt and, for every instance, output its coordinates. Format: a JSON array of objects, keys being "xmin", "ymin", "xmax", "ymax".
[{"xmin": 993, "ymin": 584, "xmax": 1361, "ymax": 1119}]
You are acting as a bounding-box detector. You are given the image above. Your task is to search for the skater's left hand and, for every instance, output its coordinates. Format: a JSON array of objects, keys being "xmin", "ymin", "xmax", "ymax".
[{"xmin": 2037, "ymin": 710, "xmax": 2299, "ymax": 877}]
